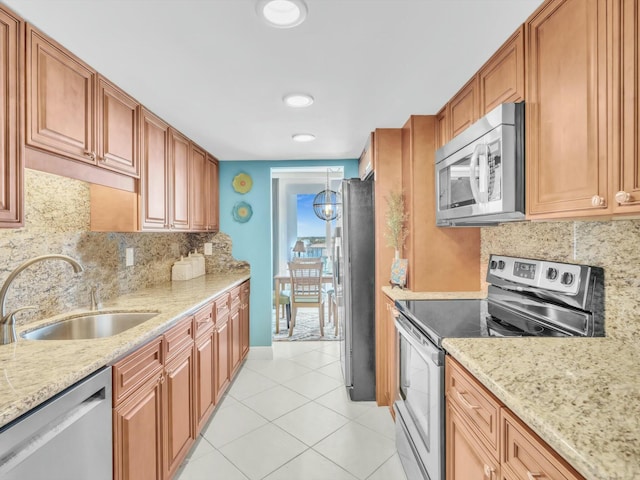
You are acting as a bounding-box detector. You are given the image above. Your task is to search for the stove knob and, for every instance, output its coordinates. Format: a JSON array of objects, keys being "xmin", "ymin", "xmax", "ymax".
[
  {"xmin": 497, "ymin": 260, "xmax": 506, "ymax": 270},
  {"xmin": 546, "ymin": 267, "xmax": 558, "ymax": 281},
  {"xmin": 561, "ymin": 272, "xmax": 575, "ymax": 286},
  {"xmin": 490, "ymin": 260, "xmax": 497, "ymax": 270}
]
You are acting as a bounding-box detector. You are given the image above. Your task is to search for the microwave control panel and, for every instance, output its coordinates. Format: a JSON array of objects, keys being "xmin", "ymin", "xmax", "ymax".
[{"xmin": 488, "ymin": 255, "xmax": 582, "ymax": 295}]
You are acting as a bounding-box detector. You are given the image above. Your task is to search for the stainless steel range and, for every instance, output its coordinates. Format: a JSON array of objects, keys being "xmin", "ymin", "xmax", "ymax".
[{"xmin": 393, "ymin": 254, "xmax": 604, "ymax": 480}]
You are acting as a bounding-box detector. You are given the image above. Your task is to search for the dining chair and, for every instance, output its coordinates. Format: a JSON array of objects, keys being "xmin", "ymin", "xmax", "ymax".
[{"xmin": 288, "ymin": 259, "xmax": 324, "ymax": 337}]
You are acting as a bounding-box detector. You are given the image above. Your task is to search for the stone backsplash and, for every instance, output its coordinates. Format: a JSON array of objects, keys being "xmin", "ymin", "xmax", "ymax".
[
  {"xmin": 482, "ymin": 219, "xmax": 640, "ymax": 342},
  {"xmin": 0, "ymin": 169, "xmax": 248, "ymax": 326}
]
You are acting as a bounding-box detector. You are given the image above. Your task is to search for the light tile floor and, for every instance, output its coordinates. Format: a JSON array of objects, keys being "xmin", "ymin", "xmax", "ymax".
[{"xmin": 175, "ymin": 341, "xmax": 408, "ymax": 480}]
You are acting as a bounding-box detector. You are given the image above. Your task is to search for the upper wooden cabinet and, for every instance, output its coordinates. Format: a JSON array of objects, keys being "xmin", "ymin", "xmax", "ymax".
[
  {"xmin": 478, "ymin": 25, "xmax": 525, "ymax": 115},
  {"xmin": 97, "ymin": 75, "xmax": 140, "ymax": 177},
  {"xmin": 26, "ymin": 24, "xmax": 96, "ymax": 165},
  {"xmin": 449, "ymin": 77, "xmax": 479, "ymax": 139},
  {"xmin": 435, "ymin": 24, "xmax": 524, "ymax": 150},
  {"xmin": 168, "ymin": 128, "xmax": 191, "ymax": 231},
  {"xmin": 190, "ymin": 143, "xmax": 208, "ymax": 231},
  {"xmin": 526, "ymin": 0, "xmax": 610, "ymax": 218},
  {"xmin": 140, "ymin": 108, "xmax": 170, "ymax": 230},
  {"xmin": 435, "ymin": 106, "xmax": 449, "ymax": 150},
  {"xmin": 611, "ymin": 0, "xmax": 640, "ymax": 214},
  {"xmin": 205, "ymin": 155, "xmax": 220, "ymax": 232},
  {"xmin": 0, "ymin": 7, "xmax": 23, "ymax": 228}
]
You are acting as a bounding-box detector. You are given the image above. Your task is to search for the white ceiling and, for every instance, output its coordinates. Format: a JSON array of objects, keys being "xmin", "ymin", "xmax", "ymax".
[{"xmin": 3, "ymin": 0, "xmax": 544, "ymax": 161}]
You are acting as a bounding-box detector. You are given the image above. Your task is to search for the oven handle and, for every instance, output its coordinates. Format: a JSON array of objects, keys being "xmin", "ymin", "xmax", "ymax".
[
  {"xmin": 469, "ymin": 143, "xmax": 490, "ymax": 205},
  {"xmin": 394, "ymin": 315, "xmax": 443, "ymax": 367}
]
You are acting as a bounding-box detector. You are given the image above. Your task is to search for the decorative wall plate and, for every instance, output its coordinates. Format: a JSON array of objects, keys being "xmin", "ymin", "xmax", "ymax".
[
  {"xmin": 232, "ymin": 173, "xmax": 253, "ymax": 194},
  {"xmin": 232, "ymin": 201, "xmax": 253, "ymax": 223}
]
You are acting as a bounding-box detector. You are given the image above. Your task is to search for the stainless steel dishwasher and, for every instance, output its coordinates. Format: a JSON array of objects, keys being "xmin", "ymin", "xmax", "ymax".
[{"xmin": 0, "ymin": 366, "xmax": 112, "ymax": 480}]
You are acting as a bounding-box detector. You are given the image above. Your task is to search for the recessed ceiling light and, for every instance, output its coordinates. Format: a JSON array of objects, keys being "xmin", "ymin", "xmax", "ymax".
[
  {"xmin": 283, "ymin": 93, "xmax": 314, "ymax": 108},
  {"xmin": 292, "ymin": 133, "xmax": 316, "ymax": 142},
  {"xmin": 256, "ymin": 0, "xmax": 308, "ymax": 28}
]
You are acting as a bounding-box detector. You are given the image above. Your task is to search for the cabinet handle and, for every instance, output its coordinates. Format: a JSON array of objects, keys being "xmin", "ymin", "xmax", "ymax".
[
  {"xmin": 484, "ymin": 464, "xmax": 495, "ymax": 479},
  {"xmin": 615, "ymin": 191, "xmax": 632, "ymax": 204},
  {"xmin": 84, "ymin": 151, "xmax": 96, "ymax": 161},
  {"xmin": 158, "ymin": 374, "xmax": 165, "ymax": 384},
  {"xmin": 526, "ymin": 472, "xmax": 542, "ymax": 480},
  {"xmin": 591, "ymin": 195, "xmax": 606, "ymax": 207},
  {"xmin": 456, "ymin": 390, "xmax": 480, "ymax": 410}
]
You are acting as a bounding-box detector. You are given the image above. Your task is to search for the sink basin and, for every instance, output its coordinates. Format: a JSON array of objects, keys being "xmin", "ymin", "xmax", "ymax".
[{"xmin": 21, "ymin": 312, "xmax": 159, "ymax": 340}]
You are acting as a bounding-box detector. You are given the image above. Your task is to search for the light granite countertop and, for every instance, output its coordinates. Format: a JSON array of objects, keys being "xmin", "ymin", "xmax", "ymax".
[
  {"xmin": 0, "ymin": 271, "xmax": 250, "ymax": 429},
  {"xmin": 381, "ymin": 285, "xmax": 486, "ymax": 301},
  {"xmin": 443, "ymin": 337, "xmax": 640, "ymax": 480}
]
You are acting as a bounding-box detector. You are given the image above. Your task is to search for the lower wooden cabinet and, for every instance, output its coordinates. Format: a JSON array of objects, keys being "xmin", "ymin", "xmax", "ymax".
[
  {"xmin": 113, "ymin": 340, "xmax": 164, "ymax": 480},
  {"xmin": 445, "ymin": 356, "xmax": 585, "ymax": 480},
  {"xmin": 382, "ymin": 294, "xmax": 398, "ymax": 417},
  {"xmin": 113, "ymin": 281, "xmax": 249, "ymax": 480},
  {"xmin": 215, "ymin": 313, "xmax": 231, "ymax": 402},
  {"xmin": 446, "ymin": 402, "xmax": 499, "ymax": 480},
  {"xmin": 241, "ymin": 282, "xmax": 250, "ymax": 359},
  {"xmin": 195, "ymin": 326, "xmax": 215, "ymax": 431},
  {"xmin": 163, "ymin": 343, "xmax": 196, "ymax": 480}
]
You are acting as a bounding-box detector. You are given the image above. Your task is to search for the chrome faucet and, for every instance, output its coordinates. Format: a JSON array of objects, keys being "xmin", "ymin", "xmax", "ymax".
[{"xmin": 0, "ymin": 254, "xmax": 84, "ymax": 345}]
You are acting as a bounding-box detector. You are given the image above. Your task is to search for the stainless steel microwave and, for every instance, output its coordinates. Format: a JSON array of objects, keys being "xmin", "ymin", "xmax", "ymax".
[{"xmin": 435, "ymin": 102, "xmax": 525, "ymax": 226}]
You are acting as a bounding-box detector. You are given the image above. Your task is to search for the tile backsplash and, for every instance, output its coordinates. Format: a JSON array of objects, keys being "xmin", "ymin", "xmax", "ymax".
[
  {"xmin": 0, "ymin": 169, "xmax": 247, "ymax": 326},
  {"xmin": 482, "ymin": 220, "xmax": 640, "ymax": 342}
]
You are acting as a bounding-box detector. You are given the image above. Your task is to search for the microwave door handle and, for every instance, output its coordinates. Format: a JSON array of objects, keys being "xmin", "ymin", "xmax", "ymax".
[
  {"xmin": 479, "ymin": 143, "xmax": 489, "ymax": 203},
  {"xmin": 468, "ymin": 143, "xmax": 483, "ymax": 204}
]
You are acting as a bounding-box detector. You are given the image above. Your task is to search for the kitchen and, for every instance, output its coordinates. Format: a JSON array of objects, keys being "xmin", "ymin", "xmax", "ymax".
[{"xmin": 0, "ymin": 0, "xmax": 639, "ymax": 480}]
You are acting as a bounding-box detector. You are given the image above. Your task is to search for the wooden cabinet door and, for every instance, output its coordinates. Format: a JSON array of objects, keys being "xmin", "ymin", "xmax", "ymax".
[
  {"xmin": 164, "ymin": 346, "xmax": 196, "ymax": 480},
  {"xmin": 168, "ymin": 128, "xmax": 190, "ymax": 231},
  {"xmin": 435, "ymin": 106, "xmax": 449, "ymax": 149},
  {"xmin": 526, "ymin": 0, "xmax": 610, "ymax": 218},
  {"xmin": 449, "ymin": 77, "xmax": 478, "ymax": 138},
  {"xmin": 612, "ymin": 0, "xmax": 640, "ymax": 214},
  {"xmin": 140, "ymin": 108, "xmax": 169, "ymax": 230},
  {"xmin": 215, "ymin": 316, "xmax": 231, "ymax": 401},
  {"xmin": 384, "ymin": 295, "xmax": 397, "ymax": 418},
  {"xmin": 190, "ymin": 143, "xmax": 207, "ymax": 231},
  {"xmin": 0, "ymin": 7, "xmax": 22, "ymax": 228},
  {"xmin": 478, "ymin": 26, "xmax": 525, "ymax": 115},
  {"xmin": 446, "ymin": 402, "xmax": 500, "ymax": 480},
  {"xmin": 195, "ymin": 329, "xmax": 216, "ymax": 431},
  {"xmin": 26, "ymin": 24, "xmax": 96, "ymax": 164},
  {"xmin": 205, "ymin": 155, "xmax": 220, "ymax": 231},
  {"xmin": 230, "ymin": 306, "xmax": 242, "ymax": 376},
  {"xmin": 97, "ymin": 75, "xmax": 139, "ymax": 177},
  {"xmin": 241, "ymin": 282, "xmax": 250, "ymax": 359},
  {"xmin": 113, "ymin": 374, "xmax": 164, "ymax": 480}
]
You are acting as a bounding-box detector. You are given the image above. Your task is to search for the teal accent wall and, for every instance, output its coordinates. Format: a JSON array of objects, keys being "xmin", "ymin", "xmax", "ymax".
[{"xmin": 220, "ymin": 159, "xmax": 359, "ymax": 346}]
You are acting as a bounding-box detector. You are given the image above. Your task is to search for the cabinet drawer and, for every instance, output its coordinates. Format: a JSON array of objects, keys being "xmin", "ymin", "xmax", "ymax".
[
  {"xmin": 164, "ymin": 316, "xmax": 194, "ymax": 362},
  {"xmin": 229, "ymin": 286, "xmax": 241, "ymax": 312},
  {"xmin": 214, "ymin": 293, "xmax": 230, "ymax": 322},
  {"xmin": 193, "ymin": 303, "xmax": 214, "ymax": 338},
  {"xmin": 112, "ymin": 337, "xmax": 163, "ymax": 406},
  {"xmin": 446, "ymin": 356, "xmax": 500, "ymax": 457},
  {"xmin": 502, "ymin": 408, "xmax": 584, "ymax": 480}
]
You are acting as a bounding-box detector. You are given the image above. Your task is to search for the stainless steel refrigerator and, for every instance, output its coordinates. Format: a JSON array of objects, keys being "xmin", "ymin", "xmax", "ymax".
[{"xmin": 333, "ymin": 177, "xmax": 376, "ymax": 401}]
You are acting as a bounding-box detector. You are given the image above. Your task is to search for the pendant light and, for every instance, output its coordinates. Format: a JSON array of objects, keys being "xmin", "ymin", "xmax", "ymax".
[{"xmin": 313, "ymin": 170, "xmax": 341, "ymax": 221}]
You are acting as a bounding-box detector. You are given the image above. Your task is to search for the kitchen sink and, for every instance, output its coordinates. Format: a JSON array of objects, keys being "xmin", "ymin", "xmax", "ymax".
[{"xmin": 21, "ymin": 311, "xmax": 159, "ymax": 340}]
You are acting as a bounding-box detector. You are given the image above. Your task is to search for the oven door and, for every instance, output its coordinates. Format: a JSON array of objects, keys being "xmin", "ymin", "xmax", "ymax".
[{"xmin": 394, "ymin": 314, "xmax": 444, "ymax": 480}]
